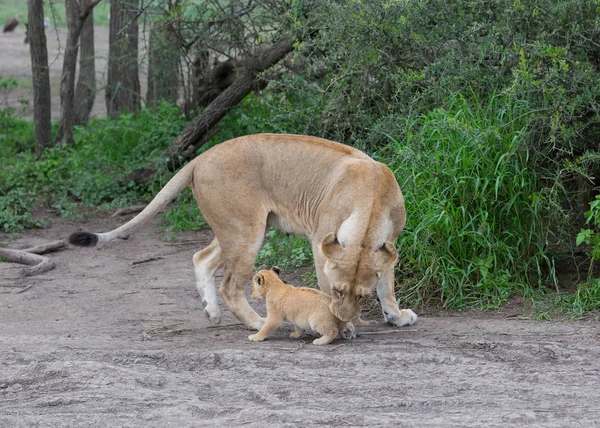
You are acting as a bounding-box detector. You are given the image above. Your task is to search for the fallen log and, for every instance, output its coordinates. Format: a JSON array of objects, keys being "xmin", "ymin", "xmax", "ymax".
[{"xmin": 0, "ymin": 247, "xmax": 56, "ymax": 277}]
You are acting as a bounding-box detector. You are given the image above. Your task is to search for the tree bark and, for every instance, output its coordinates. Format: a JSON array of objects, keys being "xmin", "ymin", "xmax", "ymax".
[
  {"xmin": 165, "ymin": 36, "xmax": 293, "ymax": 169},
  {"xmin": 27, "ymin": 0, "xmax": 52, "ymax": 155},
  {"xmin": 106, "ymin": 0, "xmax": 141, "ymax": 119},
  {"xmin": 127, "ymin": 36, "xmax": 293, "ymax": 183},
  {"xmin": 56, "ymin": 0, "xmax": 101, "ymax": 143},
  {"xmin": 147, "ymin": 21, "xmax": 180, "ymax": 109},
  {"xmin": 74, "ymin": 0, "xmax": 96, "ymax": 126}
]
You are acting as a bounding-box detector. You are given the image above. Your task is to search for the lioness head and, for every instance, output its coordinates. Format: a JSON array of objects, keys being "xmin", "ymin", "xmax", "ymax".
[
  {"xmin": 251, "ymin": 267, "xmax": 281, "ymax": 300},
  {"xmin": 320, "ymin": 232, "xmax": 397, "ymax": 322}
]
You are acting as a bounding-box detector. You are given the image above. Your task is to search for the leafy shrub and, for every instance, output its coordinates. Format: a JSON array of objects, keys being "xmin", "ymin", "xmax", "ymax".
[
  {"xmin": 386, "ymin": 94, "xmax": 564, "ymax": 308},
  {"xmin": 0, "ymin": 103, "xmax": 187, "ymax": 232}
]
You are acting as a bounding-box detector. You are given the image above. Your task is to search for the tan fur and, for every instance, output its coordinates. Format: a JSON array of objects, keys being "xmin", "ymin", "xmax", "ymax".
[
  {"xmin": 69, "ymin": 134, "xmax": 417, "ymax": 330},
  {"xmin": 248, "ymin": 269, "xmax": 348, "ymax": 345}
]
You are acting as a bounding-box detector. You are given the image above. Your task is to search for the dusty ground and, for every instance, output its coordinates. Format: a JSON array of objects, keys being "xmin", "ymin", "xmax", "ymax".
[
  {"xmin": 0, "ymin": 26, "xmax": 147, "ymax": 119},
  {"xmin": 0, "ymin": 212, "xmax": 599, "ymax": 427}
]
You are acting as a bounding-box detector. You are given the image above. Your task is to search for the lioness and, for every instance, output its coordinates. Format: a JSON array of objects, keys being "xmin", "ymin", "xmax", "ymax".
[
  {"xmin": 249, "ymin": 267, "xmax": 348, "ymax": 345},
  {"xmin": 68, "ymin": 134, "xmax": 417, "ymax": 330}
]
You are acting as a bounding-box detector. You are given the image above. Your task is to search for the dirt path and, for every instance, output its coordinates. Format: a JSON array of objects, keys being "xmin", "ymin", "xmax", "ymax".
[{"xmin": 1, "ymin": 214, "xmax": 599, "ymax": 427}]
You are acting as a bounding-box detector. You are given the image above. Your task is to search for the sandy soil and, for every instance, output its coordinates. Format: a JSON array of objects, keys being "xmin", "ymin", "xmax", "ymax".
[
  {"xmin": 0, "ymin": 26, "xmax": 148, "ymax": 119},
  {"xmin": 1, "ymin": 212, "xmax": 599, "ymax": 427}
]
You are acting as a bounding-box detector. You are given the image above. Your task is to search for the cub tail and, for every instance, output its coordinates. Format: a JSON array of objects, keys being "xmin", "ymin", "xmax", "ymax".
[{"xmin": 68, "ymin": 160, "xmax": 197, "ymax": 247}]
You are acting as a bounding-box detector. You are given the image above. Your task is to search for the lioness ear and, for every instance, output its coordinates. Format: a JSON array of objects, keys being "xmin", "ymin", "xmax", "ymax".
[
  {"xmin": 320, "ymin": 232, "xmax": 344, "ymax": 260},
  {"xmin": 253, "ymin": 273, "xmax": 265, "ymax": 286},
  {"xmin": 375, "ymin": 241, "xmax": 398, "ymax": 269},
  {"xmin": 270, "ymin": 266, "xmax": 281, "ymax": 276}
]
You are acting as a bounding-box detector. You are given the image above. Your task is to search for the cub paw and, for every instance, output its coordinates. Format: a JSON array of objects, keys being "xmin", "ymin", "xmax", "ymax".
[
  {"xmin": 384, "ymin": 308, "xmax": 418, "ymax": 327},
  {"xmin": 312, "ymin": 336, "xmax": 334, "ymax": 345},
  {"xmin": 248, "ymin": 334, "xmax": 265, "ymax": 342},
  {"xmin": 290, "ymin": 330, "xmax": 303, "ymax": 339}
]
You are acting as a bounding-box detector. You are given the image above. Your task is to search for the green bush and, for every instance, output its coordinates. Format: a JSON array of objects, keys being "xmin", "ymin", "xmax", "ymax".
[
  {"xmin": 388, "ymin": 94, "xmax": 563, "ymax": 308},
  {"xmin": 0, "ymin": 103, "xmax": 187, "ymax": 231}
]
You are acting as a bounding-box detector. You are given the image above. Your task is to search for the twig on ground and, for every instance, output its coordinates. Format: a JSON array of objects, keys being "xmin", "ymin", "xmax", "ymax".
[
  {"xmin": 206, "ymin": 323, "xmax": 246, "ymax": 329},
  {"xmin": 114, "ymin": 290, "xmax": 140, "ymax": 300},
  {"xmin": 327, "ymin": 344, "xmax": 346, "ymax": 352},
  {"xmin": 23, "ymin": 239, "xmax": 67, "ymax": 254},
  {"xmin": 131, "ymin": 256, "xmax": 163, "ymax": 267},
  {"xmin": 16, "ymin": 284, "xmax": 34, "ymax": 293},
  {"xmin": 359, "ymin": 329, "xmax": 421, "ymax": 336}
]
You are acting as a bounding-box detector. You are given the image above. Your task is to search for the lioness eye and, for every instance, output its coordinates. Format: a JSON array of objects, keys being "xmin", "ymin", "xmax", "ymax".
[{"xmin": 333, "ymin": 288, "xmax": 343, "ymax": 298}]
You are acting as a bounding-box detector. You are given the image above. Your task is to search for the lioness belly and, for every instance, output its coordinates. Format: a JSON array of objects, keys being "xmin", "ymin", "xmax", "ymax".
[{"xmin": 266, "ymin": 212, "xmax": 309, "ymax": 238}]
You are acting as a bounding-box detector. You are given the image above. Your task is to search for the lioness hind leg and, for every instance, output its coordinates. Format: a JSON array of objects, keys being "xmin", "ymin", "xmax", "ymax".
[
  {"xmin": 376, "ymin": 269, "xmax": 418, "ymax": 327},
  {"xmin": 193, "ymin": 238, "xmax": 223, "ymax": 324}
]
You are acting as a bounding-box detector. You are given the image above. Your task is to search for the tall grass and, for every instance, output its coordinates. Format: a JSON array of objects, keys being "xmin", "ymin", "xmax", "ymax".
[{"xmin": 387, "ymin": 94, "xmax": 565, "ymax": 309}]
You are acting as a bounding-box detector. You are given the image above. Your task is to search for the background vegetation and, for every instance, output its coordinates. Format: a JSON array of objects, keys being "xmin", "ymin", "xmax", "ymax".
[{"xmin": 2, "ymin": 0, "xmax": 600, "ymax": 316}]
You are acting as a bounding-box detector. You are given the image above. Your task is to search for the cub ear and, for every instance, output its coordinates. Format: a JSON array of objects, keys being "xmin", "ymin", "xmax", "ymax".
[
  {"xmin": 270, "ymin": 266, "xmax": 281, "ymax": 276},
  {"xmin": 320, "ymin": 232, "xmax": 344, "ymax": 260},
  {"xmin": 253, "ymin": 273, "xmax": 265, "ymax": 286},
  {"xmin": 375, "ymin": 241, "xmax": 398, "ymax": 269}
]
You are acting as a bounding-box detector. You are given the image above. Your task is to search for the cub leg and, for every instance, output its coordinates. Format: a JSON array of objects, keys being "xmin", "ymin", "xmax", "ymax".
[
  {"xmin": 248, "ymin": 311, "xmax": 284, "ymax": 342},
  {"xmin": 193, "ymin": 238, "xmax": 223, "ymax": 324},
  {"xmin": 312, "ymin": 325, "xmax": 339, "ymax": 345},
  {"xmin": 290, "ymin": 325, "xmax": 303, "ymax": 339},
  {"xmin": 376, "ymin": 268, "xmax": 417, "ymax": 327}
]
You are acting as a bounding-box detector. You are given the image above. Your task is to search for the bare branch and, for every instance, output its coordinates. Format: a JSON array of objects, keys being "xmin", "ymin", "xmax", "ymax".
[{"xmin": 0, "ymin": 248, "xmax": 56, "ymax": 277}]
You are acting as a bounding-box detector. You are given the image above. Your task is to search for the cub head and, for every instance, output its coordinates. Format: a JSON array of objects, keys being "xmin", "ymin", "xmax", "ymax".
[
  {"xmin": 251, "ymin": 266, "xmax": 282, "ymax": 300},
  {"xmin": 319, "ymin": 232, "xmax": 397, "ymax": 322}
]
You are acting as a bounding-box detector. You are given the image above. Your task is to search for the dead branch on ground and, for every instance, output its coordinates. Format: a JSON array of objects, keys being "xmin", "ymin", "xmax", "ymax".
[{"xmin": 0, "ymin": 238, "xmax": 67, "ymax": 277}]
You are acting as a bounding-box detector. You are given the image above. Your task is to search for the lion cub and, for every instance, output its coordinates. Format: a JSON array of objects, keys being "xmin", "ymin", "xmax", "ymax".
[{"xmin": 248, "ymin": 267, "xmax": 348, "ymax": 345}]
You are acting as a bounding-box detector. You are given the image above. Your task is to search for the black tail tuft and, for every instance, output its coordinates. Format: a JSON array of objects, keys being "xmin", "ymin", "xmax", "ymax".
[{"xmin": 68, "ymin": 231, "xmax": 99, "ymax": 247}]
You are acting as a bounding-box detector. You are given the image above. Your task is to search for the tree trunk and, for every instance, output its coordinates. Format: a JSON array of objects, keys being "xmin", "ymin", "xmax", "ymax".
[
  {"xmin": 27, "ymin": 0, "xmax": 52, "ymax": 155},
  {"xmin": 74, "ymin": 0, "xmax": 96, "ymax": 126},
  {"xmin": 165, "ymin": 37, "xmax": 293, "ymax": 169},
  {"xmin": 106, "ymin": 0, "xmax": 141, "ymax": 119},
  {"xmin": 147, "ymin": 22, "xmax": 179, "ymax": 109},
  {"xmin": 56, "ymin": 0, "xmax": 101, "ymax": 143},
  {"xmin": 55, "ymin": 0, "xmax": 81, "ymax": 144},
  {"xmin": 128, "ymin": 36, "xmax": 293, "ymax": 183}
]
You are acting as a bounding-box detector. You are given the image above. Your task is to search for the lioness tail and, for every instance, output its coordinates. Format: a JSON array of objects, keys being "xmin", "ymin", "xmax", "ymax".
[{"xmin": 68, "ymin": 160, "xmax": 196, "ymax": 247}]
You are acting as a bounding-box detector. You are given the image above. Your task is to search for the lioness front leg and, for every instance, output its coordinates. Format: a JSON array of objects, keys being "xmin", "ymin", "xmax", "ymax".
[
  {"xmin": 248, "ymin": 313, "xmax": 284, "ymax": 342},
  {"xmin": 376, "ymin": 269, "xmax": 417, "ymax": 327}
]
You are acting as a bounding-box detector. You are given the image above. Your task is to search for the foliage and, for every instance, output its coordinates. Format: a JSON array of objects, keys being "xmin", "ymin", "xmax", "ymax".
[
  {"xmin": 0, "ymin": 103, "xmax": 186, "ymax": 232},
  {"xmin": 386, "ymin": 94, "xmax": 563, "ymax": 308},
  {"xmin": 577, "ymin": 195, "xmax": 600, "ymax": 275},
  {"xmin": 256, "ymin": 229, "xmax": 313, "ymax": 270},
  {"xmin": 556, "ymin": 280, "xmax": 600, "ymax": 317},
  {"xmin": 160, "ymin": 190, "xmax": 207, "ymax": 233}
]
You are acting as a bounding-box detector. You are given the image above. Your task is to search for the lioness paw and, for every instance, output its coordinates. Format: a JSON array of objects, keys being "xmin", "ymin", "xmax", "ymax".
[
  {"xmin": 384, "ymin": 308, "xmax": 417, "ymax": 327},
  {"xmin": 248, "ymin": 334, "xmax": 265, "ymax": 342},
  {"xmin": 204, "ymin": 307, "xmax": 221, "ymax": 325}
]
